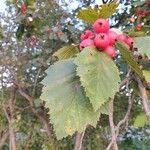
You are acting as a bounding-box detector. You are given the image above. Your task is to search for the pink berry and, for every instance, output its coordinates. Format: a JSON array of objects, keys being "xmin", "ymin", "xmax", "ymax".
[
  {"xmin": 104, "ymin": 46, "xmax": 116, "ymax": 58},
  {"xmin": 108, "ymin": 31, "xmax": 118, "ymax": 46},
  {"xmin": 93, "ymin": 18, "xmax": 110, "ymax": 33},
  {"xmin": 117, "ymin": 34, "xmax": 127, "ymax": 43},
  {"xmin": 125, "ymin": 37, "xmax": 134, "ymax": 48},
  {"xmin": 94, "ymin": 33, "xmax": 109, "ymax": 49},
  {"xmin": 80, "ymin": 30, "xmax": 94, "ymax": 41},
  {"xmin": 79, "ymin": 39, "xmax": 94, "ymax": 51}
]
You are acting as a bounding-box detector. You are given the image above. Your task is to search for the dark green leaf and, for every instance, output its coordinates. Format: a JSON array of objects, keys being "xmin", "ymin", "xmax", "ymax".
[
  {"xmin": 16, "ymin": 24, "xmax": 25, "ymax": 40},
  {"xmin": 116, "ymin": 42, "xmax": 144, "ymax": 79}
]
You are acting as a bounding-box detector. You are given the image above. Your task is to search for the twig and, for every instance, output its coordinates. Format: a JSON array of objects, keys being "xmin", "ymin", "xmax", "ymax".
[
  {"xmin": 8, "ymin": 68, "xmax": 56, "ymax": 149},
  {"xmin": 135, "ymin": 76, "xmax": 150, "ymax": 123},
  {"xmin": 106, "ymin": 98, "xmax": 118, "ymax": 150},
  {"xmin": 32, "ymin": 68, "xmax": 41, "ymax": 97},
  {"xmin": 106, "ymin": 93, "xmax": 133, "ymax": 150},
  {"xmin": 3, "ymin": 87, "xmax": 17, "ymax": 150},
  {"xmin": 18, "ymin": 88, "xmax": 56, "ymax": 143},
  {"xmin": 0, "ymin": 130, "xmax": 9, "ymax": 149},
  {"xmin": 115, "ymin": 95, "xmax": 133, "ymax": 137},
  {"xmin": 119, "ymin": 68, "xmax": 132, "ymax": 91},
  {"xmin": 74, "ymin": 131, "xmax": 86, "ymax": 150}
]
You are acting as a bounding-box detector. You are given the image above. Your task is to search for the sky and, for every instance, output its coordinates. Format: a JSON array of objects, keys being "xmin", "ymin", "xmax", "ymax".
[
  {"xmin": 0, "ymin": 0, "xmax": 6, "ymax": 12},
  {"xmin": 0, "ymin": 0, "xmax": 103, "ymax": 12}
]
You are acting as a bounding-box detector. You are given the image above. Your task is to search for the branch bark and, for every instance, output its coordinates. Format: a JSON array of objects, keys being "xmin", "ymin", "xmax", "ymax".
[
  {"xmin": 135, "ymin": 76, "xmax": 150, "ymax": 123},
  {"xmin": 74, "ymin": 131, "xmax": 85, "ymax": 150},
  {"xmin": 3, "ymin": 87, "xmax": 17, "ymax": 150},
  {"xmin": 8, "ymin": 64, "xmax": 56, "ymax": 149},
  {"xmin": 0, "ymin": 130, "xmax": 9, "ymax": 149},
  {"xmin": 106, "ymin": 95, "xmax": 133, "ymax": 150},
  {"xmin": 106, "ymin": 98, "xmax": 118, "ymax": 150},
  {"xmin": 115, "ymin": 95, "xmax": 133, "ymax": 137}
]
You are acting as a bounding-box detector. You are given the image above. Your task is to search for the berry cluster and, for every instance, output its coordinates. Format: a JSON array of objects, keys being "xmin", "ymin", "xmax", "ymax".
[{"xmin": 80, "ymin": 19, "xmax": 134, "ymax": 58}]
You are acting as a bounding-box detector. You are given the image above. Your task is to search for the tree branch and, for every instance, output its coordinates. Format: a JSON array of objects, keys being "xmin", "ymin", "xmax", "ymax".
[
  {"xmin": 135, "ymin": 76, "xmax": 150, "ymax": 123},
  {"xmin": 3, "ymin": 87, "xmax": 17, "ymax": 150},
  {"xmin": 106, "ymin": 94, "xmax": 133, "ymax": 150},
  {"xmin": 0, "ymin": 130, "xmax": 9, "ymax": 149},
  {"xmin": 74, "ymin": 131, "xmax": 85, "ymax": 150},
  {"xmin": 9, "ymin": 68, "xmax": 56, "ymax": 149},
  {"xmin": 106, "ymin": 98, "xmax": 118, "ymax": 150},
  {"xmin": 115, "ymin": 95, "xmax": 133, "ymax": 137}
]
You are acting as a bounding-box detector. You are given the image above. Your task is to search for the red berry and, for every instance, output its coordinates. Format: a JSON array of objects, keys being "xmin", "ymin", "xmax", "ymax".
[
  {"xmin": 125, "ymin": 37, "xmax": 134, "ymax": 48},
  {"xmin": 79, "ymin": 39, "xmax": 94, "ymax": 51},
  {"xmin": 94, "ymin": 33, "xmax": 109, "ymax": 49},
  {"xmin": 80, "ymin": 30, "xmax": 94, "ymax": 41},
  {"xmin": 108, "ymin": 31, "xmax": 118, "ymax": 46},
  {"xmin": 45, "ymin": 27, "xmax": 51, "ymax": 33},
  {"xmin": 104, "ymin": 46, "xmax": 116, "ymax": 58},
  {"xmin": 146, "ymin": 0, "xmax": 150, "ymax": 5},
  {"xmin": 20, "ymin": 3, "xmax": 27, "ymax": 15},
  {"xmin": 93, "ymin": 18, "xmax": 110, "ymax": 33},
  {"xmin": 117, "ymin": 34, "xmax": 127, "ymax": 43},
  {"xmin": 136, "ymin": 24, "xmax": 143, "ymax": 31},
  {"xmin": 130, "ymin": 17, "xmax": 135, "ymax": 23}
]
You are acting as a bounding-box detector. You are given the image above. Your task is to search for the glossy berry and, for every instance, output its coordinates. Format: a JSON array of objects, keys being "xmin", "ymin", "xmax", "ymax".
[
  {"xmin": 126, "ymin": 37, "xmax": 134, "ymax": 48},
  {"xmin": 20, "ymin": 3, "xmax": 27, "ymax": 15},
  {"xmin": 80, "ymin": 30, "xmax": 94, "ymax": 41},
  {"xmin": 79, "ymin": 39, "xmax": 94, "ymax": 51},
  {"xmin": 94, "ymin": 33, "xmax": 109, "ymax": 49},
  {"xmin": 108, "ymin": 31, "xmax": 118, "ymax": 46},
  {"xmin": 104, "ymin": 46, "xmax": 116, "ymax": 58},
  {"xmin": 93, "ymin": 19, "xmax": 110, "ymax": 33},
  {"xmin": 117, "ymin": 34, "xmax": 127, "ymax": 43}
]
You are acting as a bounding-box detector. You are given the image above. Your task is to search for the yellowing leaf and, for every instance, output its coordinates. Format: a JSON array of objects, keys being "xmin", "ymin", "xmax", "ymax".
[
  {"xmin": 53, "ymin": 45, "xmax": 79, "ymax": 60},
  {"xmin": 134, "ymin": 112, "xmax": 148, "ymax": 128},
  {"xmin": 77, "ymin": 2, "xmax": 119, "ymax": 24},
  {"xmin": 77, "ymin": 7, "xmax": 99, "ymax": 24},
  {"xmin": 143, "ymin": 70, "xmax": 150, "ymax": 83}
]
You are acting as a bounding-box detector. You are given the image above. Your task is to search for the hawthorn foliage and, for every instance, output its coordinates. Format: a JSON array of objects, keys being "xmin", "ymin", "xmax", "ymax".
[{"xmin": 0, "ymin": 0, "xmax": 150, "ymax": 150}]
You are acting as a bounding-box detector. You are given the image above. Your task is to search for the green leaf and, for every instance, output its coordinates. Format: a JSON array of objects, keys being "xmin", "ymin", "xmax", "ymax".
[
  {"xmin": 134, "ymin": 36, "xmax": 150, "ymax": 58},
  {"xmin": 26, "ymin": 0, "xmax": 35, "ymax": 6},
  {"xmin": 77, "ymin": 7, "xmax": 99, "ymax": 24},
  {"xmin": 116, "ymin": 42, "xmax": 144, "ymax": 79},
  {"xmin": 77, "ymin": 2, "xmax": 118, "ymax": 24},
  {"xmin": 32, "ymin": 17, "xmax": 43, "ymax": 29},
  {"xmin": 16, "ymin": 24, "xmax": 25, "ymax": 40},
  {"xmin": 99, "ymin": 101, "xmax": 109, "ymax": 115},
  {"xmin": 143, "ymin": 70, "xmax": 150, "ymax": 83},
  {"xmin": 133, "ymin": 112, "xmax": 148, "ymax": 128},
  {"xmin": 53, "ymin": 45, "xmax": 79, "ymax": 60},
  {"xmin": 9, "ymin": 0, "xmax": 17, "ymax": 4},
  {"xmin": 40, "ymin": 59, "xmax": 100, "ymax": 139},
  {"xmin": 74, "ymin": 47, "xmax": 120, "ymax": 111}
]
